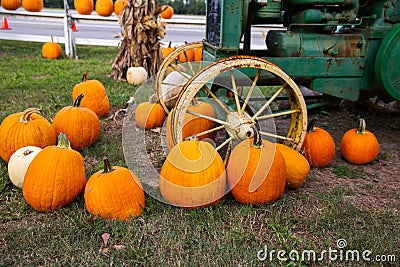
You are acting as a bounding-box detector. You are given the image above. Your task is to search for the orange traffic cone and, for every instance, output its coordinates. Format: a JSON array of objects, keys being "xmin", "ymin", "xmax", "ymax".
[
  {"xmin": 71, "ymin": 21, "xmax": 77, "ymax": 32},
  {"xmin": 1, "ymin": 17, "xmax": 10, "ymax": 30}
]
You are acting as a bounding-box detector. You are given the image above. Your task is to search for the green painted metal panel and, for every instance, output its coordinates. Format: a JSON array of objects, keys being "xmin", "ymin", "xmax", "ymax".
[{"xmin": 311, "ymin": 78, "xmax": 362, "ymax": 101}]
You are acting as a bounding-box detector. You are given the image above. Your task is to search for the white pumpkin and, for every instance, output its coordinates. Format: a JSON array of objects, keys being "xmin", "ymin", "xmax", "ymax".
[
  {"xmin": 126, "ymin": 66, "xmax": 148, "ymax": 85},
  {"xmin": 161, "ymin": 71, "xmax": 191, "ymax": 109},
  {"xmin": 8, "ymin": 146, "xmax": 42, "ymax": 188}
]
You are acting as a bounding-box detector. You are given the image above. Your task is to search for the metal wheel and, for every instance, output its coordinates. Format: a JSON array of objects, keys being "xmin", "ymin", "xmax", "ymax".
[
  {"xmin": 168, "ymin": 56, "xmax": 308, "ymax": 157},
  {"xmin": 156, "ymin": 41, "xmax": 204, "ymax": 114}
]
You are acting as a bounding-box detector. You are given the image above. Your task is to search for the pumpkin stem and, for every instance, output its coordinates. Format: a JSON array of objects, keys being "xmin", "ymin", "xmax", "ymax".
[
  {"xmin": 168, "ymin": 41, "xmax": 172, "ymax": 48},
  {"xmin": 251, "ymin": 125, "xmax": 264, "ymax": 149},
  {"xmin": 73, "ymin": 94, "xmax": 84, "ymax": 107},
  {"xmin": 81, "ymin": 73, "xmax": 88, "ymax": 82},
  {"xmin": 20, "ymin": 108, "xmax": 42, "ymax": 123},
  {"xmin": 102, "ymin": 157, "xmax": 114, "ymax": 173},
  {"xmin": 307, "ymin": 117, "xmax": 318, "ymax": 133},
  {"xmin": 57, "ymin": 132, "xmax": 72, "ymax": 149},
  {"xmin": 357, "ymin": 118, "xmax": 367, "ymax": 134},
  {"xmin": 50, "ymin": 35, "xmax": 54, "ymax": 43}
]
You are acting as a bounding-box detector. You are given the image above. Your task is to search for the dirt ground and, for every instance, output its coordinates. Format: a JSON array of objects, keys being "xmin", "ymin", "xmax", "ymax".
[{"xmin": 296, "ymin": 99, "xmax": 400, "ymax": 214}]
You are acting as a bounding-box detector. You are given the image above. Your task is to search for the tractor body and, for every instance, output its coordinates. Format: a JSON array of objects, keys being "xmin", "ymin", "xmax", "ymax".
[{"xmin": 203, "ymin": 0, "xmax": 400, "ymax": 101}]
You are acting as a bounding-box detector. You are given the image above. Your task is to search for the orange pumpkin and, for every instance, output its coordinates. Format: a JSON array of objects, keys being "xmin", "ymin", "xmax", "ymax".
[
  {"xmin": 1, "ymin": 0, "xmax": 21, "ymax": 10},
  {"xmin": 72, "ymin": 73, "xmax": 110, "ymax": 117},
  {"xmin": 160, "ymin": 5, "xmax": 174, "ymax": 19},
  {"xmin": 301, "ymin": 118, "xmax": 336, "ymax": 167},
  {"xmin": 162, "ymin": 42, "xmax": 175, "ymax": 60},
  {"xmin": 340, "ymin": 118, "xmax": 379, "ymax": 164},
  {"xmin": 277, "ymin": 143, "xmax": 310, "ymax": 189},
  {"xmin": 41, "ymin": 36, "xmax": 62, "ymax": 59},
  {"xmin": 95, "ymin": 0, "xmax": 113, "ymax": 16},
  {"xmin": 113, "ymin": 0, "xmax": 128, "ymax": 16},
  {"xmin": 23, "ymin": 133, "xmax": 87, "ymax": 212},
  {"xmin": 194, "ymin": 47, "xmax": 203, "ymax": 61},
  {"xmin": 159, "ymin": 138, "xmax": 226, "ymax": 208},
  {"xmin": 0, "ymin": 108, "xmax": 56, "ymax": 163},
  {"xmin": 22, "ymin": 0, "xmax": 43, "ymax": 12},
  {"xmin": 84, "ymin": 157, "xmax": 145, "ymax": 221},
  {"xmin": 74, "ymin": 0, "xmax": 93, "ymax": 15},
  {"xmin": 135, "ymin": 95, "xmax": 166, "ymax": 129},
  {"xmin": 227, "ymin": 128, "xmax": 286, "ymax": 204},
  {"xmin": 166, "ymin": 100, "xmax": 217, "ymax": 150},
  {"xmin": 178, "ymin": 48, "xmax": 195, "ymax": 63},
  {"xmin": 53, "ymin": 94, "xmax": 101, "ymax": 151}
]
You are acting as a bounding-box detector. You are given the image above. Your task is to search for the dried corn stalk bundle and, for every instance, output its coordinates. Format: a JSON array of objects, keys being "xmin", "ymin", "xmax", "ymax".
[{"xmin": 111, "ymin": 0, "xmax": 166, "ymax": 80}]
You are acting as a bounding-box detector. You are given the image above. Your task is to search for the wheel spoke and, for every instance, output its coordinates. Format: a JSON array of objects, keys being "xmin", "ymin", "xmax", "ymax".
[
  {"xmin": 183, "ymin": 125, "xmax": 225, "ymax": 140},
  {"xmin": 252, "ymin": 85, "xmax": 285, "ymax": 119},
  {"xmin": 171, "ymin": 64, "xmax": 191, "ymax": 79},
  {"xmin": 256, "ymin": 109, "xmax": 301, "ymax": 121},
  {"xmin": 241, "ymin": 69, "xmax": 261, "ymax": 113},
  {"xmin": 186, "ymin": 110, "xmax": 231, "ymax": 126},
  {"xmin": 162, "ymin": 81, "xmax": 187, "ymax": 87},
  {"xmin": 230, "ymin": 70, "xmax": 242, "ymax": 116},
  {"xmin": 259, "ymin": 131, "xmax": 294, "ymax": 142},
  {"xmin": 202, "ymin": 86, "xmax": 232, "ymax": 113},
  {"xmin": 216, "ymin": 136, "xmax": 233, "ymax": 151}
]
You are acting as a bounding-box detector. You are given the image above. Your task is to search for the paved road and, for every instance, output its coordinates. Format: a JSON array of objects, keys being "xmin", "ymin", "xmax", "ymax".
[{"xmin": 0, "ymin": 15, "xmax": 268, "ymax": 48}]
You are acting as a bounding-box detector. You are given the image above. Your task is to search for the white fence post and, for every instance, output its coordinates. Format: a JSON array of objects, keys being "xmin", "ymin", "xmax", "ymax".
[{"xmin": 63, "ymin": 0, "xmax": 72, "ymax": 58}]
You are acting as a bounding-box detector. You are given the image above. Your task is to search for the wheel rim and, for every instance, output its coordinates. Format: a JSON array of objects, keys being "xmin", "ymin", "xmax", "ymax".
[
  {"xmin": 156, "ymin": 41, "xmax": 204, "ymax": 114},
  {"xmin": 169, "ymin": 56, "xmax": 308, "ymax": 157}
]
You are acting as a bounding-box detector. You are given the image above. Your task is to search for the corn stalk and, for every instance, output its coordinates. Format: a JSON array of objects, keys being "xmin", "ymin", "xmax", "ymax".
[{"xmin": 111, "ymin": 0, "xmax": 166, "ymax": 80}]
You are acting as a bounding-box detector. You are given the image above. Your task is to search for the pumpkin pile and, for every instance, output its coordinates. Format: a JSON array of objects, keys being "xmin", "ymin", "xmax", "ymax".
[{"xmin": 0, "ymin": 73, "xmax": 145, "ymax": 221}]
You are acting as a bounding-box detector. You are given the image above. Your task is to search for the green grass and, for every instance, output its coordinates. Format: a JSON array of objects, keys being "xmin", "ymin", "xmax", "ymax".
[{"xmin": 0, "ymin": 40, "xmax": 399, "ymax": 266}]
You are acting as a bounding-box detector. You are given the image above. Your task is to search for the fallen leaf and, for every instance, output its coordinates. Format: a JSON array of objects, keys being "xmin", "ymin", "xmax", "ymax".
[
  {"xmin": 113, "ymin": 245, "xmax": 126, "ymax": 251},
  {"xmin": 101, "ymin": 233, "xmax": 110, "ymax": 247}
]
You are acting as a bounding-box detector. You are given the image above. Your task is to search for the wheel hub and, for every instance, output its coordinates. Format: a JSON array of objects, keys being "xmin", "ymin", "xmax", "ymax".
[{"xmin": 225, "ymin": 112, "xmax": 256, "ymax": 140}]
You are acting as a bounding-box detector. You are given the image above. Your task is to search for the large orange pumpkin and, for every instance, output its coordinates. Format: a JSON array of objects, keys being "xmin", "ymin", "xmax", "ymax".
[
  {"xmin": 95, "ymin": 0, "xmax": 114, "ymax": 16},
  {"xmin": 159, "ymin": 138, "xmax": 226, "ymax": 208},
  {"xmin": 53, "ymin": 94, "xmax": 101, "ymax": 151},
  {"xmin": 22, "ymin": 0, "xmax": 43, "ymax": 11},
  {"xmin": 340, "ymin": 118, "xmax": 379, "ymax": 164},
  {"xmin": 41, "ymin": 36, "xmax": 62, "ymax": 59},
  {"xmin": 227, "ymin": 128, "xmax": 286, "ymax": 204},
  {"xmin": 74, "ymin": 0, "xmax": 93, "ymax": 15},
  {"xmin": 135, "ymin": 95, "xmax": 166, "ymax": 129},
  {"xmin": 166, "ymin": 100, "xmax": 217, "ymax": 150},
  {"xmin": 72, "ymin": 73, "xmax": 110, "ymax": 117},
  {"xmin": 178, "ymin": 48, "xmax": 195, "ymax": 63},
  {"xmin": 23, "ymin": 133, "xmax": 87, "ymax": 212},
  {"xmin": 1, "ymin": 0, "xmax": 21, "ymax": 10},
  {"xmin": 84, "ymin": 157, "xmax": 145, "ymax": 221},
  {"xmin": 0, "ymin": 108, "xmax": 56, "ymax": 163},
  {"xmin": 301, "ymin": 118, "xmax": 336, "ymax": 167},
  {"xmin": 113, "ymin": 0, "xmax": 128, "ymax": 16},
  {"xmin": 277, "ymin": 143, "xmax": 310, "ymax": 189}
]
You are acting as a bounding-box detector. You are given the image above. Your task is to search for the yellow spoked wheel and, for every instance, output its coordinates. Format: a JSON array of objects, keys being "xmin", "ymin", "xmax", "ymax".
[
  {"xmin": 167, "ymin": 56, "xmax": 308, "ymax": 158},
  {"xmin": 156, "ymin": 41, "xmax": 204, "ymax": 114}
]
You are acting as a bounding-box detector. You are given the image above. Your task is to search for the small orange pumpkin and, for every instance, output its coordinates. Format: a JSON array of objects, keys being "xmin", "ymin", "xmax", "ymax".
[
  {"xmin": 135, "ymin": 94, "xmax": 166, "ymax": 129},
  {"xmin": 95, "ymin": 0, "xmax": 114, "ymax": 16},
  {"xmin": 159, "ymin": 138, "xmax": 226, "ymax": 208},
  {"xmin": 165, "ymin": 100, "xmax": 217, "ymax": 150},
  {"xmin": 113, "ymin": 0, "xmax": 128, "ymax": 16},
  {"xmin": 162, "ymin": 42, "xmax": 176, "ymax": 60},
  {"xmin": 72, "ymin": 73, "xmax": 110, "ymax": 117},
  {"xmin": 0, "ymin": 108, "xmax": 56, "ymax": 163},
  {"xmin": 194, "ymin": 47, "xmax": 203, "ymax": 61},
  {"xmin": 178, "ymin": 45, "xmax": 195, "ymax": 63},
  {"xmin": 1, "ymin": 0, "xmax": 21, "ymax": 10},
  {"xmin": 301, "ymin": 118, "xmax": 336, "ymax": 167},
  {"xmin": 41, "ymin": 36, "xmax": 62, "ymax": 59},
  {"xmin": 23, "ymin": 133, "xmax": 87, "ymax": 212},
  {"xmin": 74, "ymin": 0, "xmax": 93, "ymax": 15},
  {"xmin": 227, "ymin": 127, "xmax": 286, "ymax": 204},
  {"xmin": 22, "ymin": 0, "xmax": 43, "ymax": 12},
  {"xmin": 84, "ymin": 157, "xmax": 145, "ymax": 221},
  {"xmin": 53, "ymin": 94, "xmax": 101, "ymax": 151},
  {"xmin": 277, "ymin": 143, "xmax": 310, "ymax": 189},
  {"xmin": 160, "ymin": 5, "xmax": 174, "ymax": 19},
  {"xmin": 340, "ymin": 118, "xmax": 379, "ymax": 164}
]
